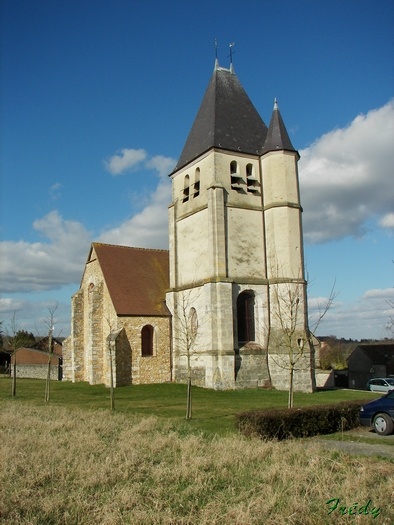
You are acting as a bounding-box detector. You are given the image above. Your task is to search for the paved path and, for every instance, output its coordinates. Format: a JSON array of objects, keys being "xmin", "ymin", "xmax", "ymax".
[
  {"xmin": 315, "ymin": 439, "xmax": 393, "ymax": 458},
  {"xmin": 313, "ymin": 427, "xmax": 394, "ymax": 459}
]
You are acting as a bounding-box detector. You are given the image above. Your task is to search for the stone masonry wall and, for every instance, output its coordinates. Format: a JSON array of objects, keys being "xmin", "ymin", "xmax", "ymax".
[
  {"xmin": 121, "ymin": 316, "xmax": 171, "ymax": 385},
  {"xmin": 62, "ymin": 289, "xmax": 84, "ymax": 382},
  {"xmin": 11, "ymin": 364, "xmax": 60, "ymax": 380},
  {"xmin": 114, "ymin": 329, "xmax": 132, "ymax": 387},
  {"xmin": 268, "ymin": 352, "xmax": 314, "ymax": 393}
]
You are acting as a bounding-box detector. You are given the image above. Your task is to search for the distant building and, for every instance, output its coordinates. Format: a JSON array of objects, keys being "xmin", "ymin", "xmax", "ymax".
[
  {"xmin": 11, "ymin": 337, "xmax": 63, "ymax": 380},
  {"xmin": 347, "ymin": 344, "xmax": 394, "ymax": 389},
  {"xmin": 64, "ymin": 59, "xmax": 314, "ymax": 392}
]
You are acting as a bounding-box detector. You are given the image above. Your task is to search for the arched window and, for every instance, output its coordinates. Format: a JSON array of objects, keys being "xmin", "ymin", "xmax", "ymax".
[
  {"xmin": 230, "ymin": 160, "xmax": 243, "ymax": 192},
  {"xmin": 141, "ymin": 325, "xmax": 154, "ymax": 356},
  {"xmin": 237, "ymin": 292, "xmax": 255, "ymax": 345},
  {"xmin": 189, "ymin": 307, "xmax": 198, "ymax": 341},
  {"xmin": 193, "ymin": 168, "xmax": 200, "ymax": 198},
  {"xmin": 88, "ymin": 282, "xmax": 95, "ymax": 301},
  {"xmin": 246, "ymin": 163, "xmax": 259, "ymax": 194},
  {"xmin": 182, "ymin": 175, "xmax": 190, "ymax": 203}
]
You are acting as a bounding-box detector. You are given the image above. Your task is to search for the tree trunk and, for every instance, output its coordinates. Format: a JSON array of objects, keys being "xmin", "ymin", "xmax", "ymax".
[
  {"xmin": 186, "ymin": 376, "xmax": 192, "ymax": 419},
  {"xmin": 12, "ymin": 358, "xmax": 16, "ymax": 397},
  {"xmin": 288, "ymin": 366, "xmax": 294, "ymax": 408},
  {"xmin": 109, "ymin": 342, "xmax": 115, "ymax": 411},
  {"xmin": 45, "ymin": 330, "xmax": 53, "ymax": 402},
  {"xmin": 44, "ymin": 360, "xmax": 51, "ymax": 402}
]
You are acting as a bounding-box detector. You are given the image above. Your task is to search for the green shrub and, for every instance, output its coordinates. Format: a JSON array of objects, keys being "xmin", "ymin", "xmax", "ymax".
[{"xmin": 236, "ymin": 399, "xmax": 372, "ymax": 440}]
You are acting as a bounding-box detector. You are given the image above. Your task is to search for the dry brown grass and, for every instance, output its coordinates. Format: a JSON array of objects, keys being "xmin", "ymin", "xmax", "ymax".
[{"xmin": 1, "ymin": 402, "xmax": 393, "ymax": 524}]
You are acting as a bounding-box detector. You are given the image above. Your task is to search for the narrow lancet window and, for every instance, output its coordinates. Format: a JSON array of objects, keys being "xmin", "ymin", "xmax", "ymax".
[
  {"xmin": 141, "ymin": 325, "xmax": 154, "ymax": 356},
  {"xmin": 182, "ymin": 175, "xmax": 190, "ymax": 203},
  {"xmin": 237, "ymin": 292, "xmax": 255, "ymax": 344},
  {"xmin": 193, "ymin": 168, "xmax": 200, "ymax": 198}
]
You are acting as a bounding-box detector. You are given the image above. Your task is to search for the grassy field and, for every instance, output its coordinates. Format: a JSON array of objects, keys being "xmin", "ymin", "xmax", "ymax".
[
  {"xmin": 1, "ymin": 401, "xmax": 393, "ymax": 525},
  {"xmin": 1, "ymin": 379, "xmax": 393, "ymax": 524},
  {"xmin": 0, "ymin": 377, "xmax": 380, "ymax": 435}
]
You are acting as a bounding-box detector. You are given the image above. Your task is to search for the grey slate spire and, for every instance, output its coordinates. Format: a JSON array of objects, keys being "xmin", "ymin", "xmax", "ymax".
[
  {"xmin": 261, "ymin": 99, "xmax": 297, "ymax": 156},
  {"xmin": 173, "ymin": 66, "xmax": 268, "ymax": 173}
]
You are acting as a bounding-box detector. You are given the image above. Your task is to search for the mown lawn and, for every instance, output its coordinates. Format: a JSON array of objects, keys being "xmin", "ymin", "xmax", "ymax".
[{"xmin": 0, "ymin": 377, "xmax": 379, "ymax": 435}]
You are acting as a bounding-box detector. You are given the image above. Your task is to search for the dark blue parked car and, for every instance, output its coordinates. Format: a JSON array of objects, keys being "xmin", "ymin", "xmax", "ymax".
[{"xmin": 359, "ymin": 390, "xmax": 394, "ymax": 435}]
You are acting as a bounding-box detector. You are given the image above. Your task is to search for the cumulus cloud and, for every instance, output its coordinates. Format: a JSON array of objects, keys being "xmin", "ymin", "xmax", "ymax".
[
  {"xmin": 309, "ymin": 288, "xmax": 394, "ymax": 339},
  {"xmin": 379, "ymin": 212, "xmax": 394, "ymax": 230},
  {"xmin": 104, "ymin": 148, "xmax": 147, "ymax": 175},
  {"xmin": 0, "ymin": 211, "xmax": 91, "ymax": 293},
  {"xmin": 0, "ymin": 297, "xmax": 71, "ymax": 336},
  {"xmin": 299, "ymin": 101, "xmax": 394, "ymax": 243},
  {"xmin": 0, "ymin": 151, "xmax": 175, "ymax": 295},
  {"xmin": 146, "ymin": 155, "xmax": 176, "ymax": 179},
  {"xmin": 98, "ymin": 155, "xmax": 175, "ymax": 248}
]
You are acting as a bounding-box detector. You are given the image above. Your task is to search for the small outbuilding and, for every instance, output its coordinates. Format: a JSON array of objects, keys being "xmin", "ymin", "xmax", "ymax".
[
  {"xmin": 347, "ymin": 344, "xmax": 394, "ymax": 390},
  {"xmin": 10, "ymin": 337, "xmax": 63, "ymax": 380}
]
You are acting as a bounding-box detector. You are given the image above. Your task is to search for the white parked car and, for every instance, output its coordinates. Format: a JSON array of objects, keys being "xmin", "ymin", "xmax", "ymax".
[{"xmin": 366, "ymin": 378, "xmax": 394, "ymax": 393}]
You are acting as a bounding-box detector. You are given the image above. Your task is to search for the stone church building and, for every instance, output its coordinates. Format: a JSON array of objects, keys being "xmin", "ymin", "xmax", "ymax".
[{"xmin": 63, "ymin": 60, "xmax": 315, "ymax": 392}]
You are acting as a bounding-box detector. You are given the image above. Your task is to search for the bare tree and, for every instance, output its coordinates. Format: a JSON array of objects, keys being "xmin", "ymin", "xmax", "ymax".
[
  {"xmin": 5, "ymin": 311, "xmax": 32, "ymax": 397},
  {"xmin": 105, "ymin": 317, "xmax": 120, "ymax": 411},
  {"xmin": 107, "ymin": 334, "xmax": 115, "ymax": 411},
  {"xmin": 386, "ymin": 302, "xmax": 394, "ymax": 337},
  {"xmin": 308, "ymin": 279, "xmax": 338, "ymax": 337},
  {"xmin": 268, "ymin": 279, "xmax": 308, "ymax": 408},
  {"xmin": 42, "ymin": 304, "xmax": 60, "ymax": 403},
  {"xmin": 267, "ymin": 269, "xmax": 337, "ymax": 408},
  {"xmin": 171, "ymin": 289, "xmax": 201, "ymax": 419}
]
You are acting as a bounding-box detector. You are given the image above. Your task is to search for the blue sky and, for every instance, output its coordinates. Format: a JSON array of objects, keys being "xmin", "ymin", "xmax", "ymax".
[{"xmin": 1, "ymin": 0, "xmax": 393, "ymax": 339}]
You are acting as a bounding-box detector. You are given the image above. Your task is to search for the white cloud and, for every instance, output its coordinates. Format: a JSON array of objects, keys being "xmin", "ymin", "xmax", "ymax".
[
  {"xmin": 0, "ymin": 152, "xmax": 175, "ymax": 296},
  {"xmin": 309, "ymin": 287, "xmax": 394, "ymax": 339},
  {"xmin": 299, "ymin": 101, "xmax": 394, "ymax": 243},
  {"xmin": 49, "ymin": 182, "xmax": 62, "ymax": 200},
  {"xmin": 104, "ymin": 148, "xmax": 147, "ymax": 175},
  {"xmin": 0, "ymin": 297, "xmax": 71, "ymax": 336},
  {"xmin": 98, "ymin": 155, "xmax": 175, "ymax": 248},
  {"xmin": 0, "ymin": 211, "xmax": 91, "ymax": 293},
  {"xmin": 146, "ymin": 155, "xmax": 176, "ymax": 179},
  {"xmin": 379, "ymin": 212, "xmax": 394, "ymax": 230}
]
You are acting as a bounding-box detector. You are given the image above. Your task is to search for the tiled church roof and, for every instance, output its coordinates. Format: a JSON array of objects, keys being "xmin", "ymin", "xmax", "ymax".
[{"xmin": 92, "ymin": 243, "xmax": 170, "ymax": 316}]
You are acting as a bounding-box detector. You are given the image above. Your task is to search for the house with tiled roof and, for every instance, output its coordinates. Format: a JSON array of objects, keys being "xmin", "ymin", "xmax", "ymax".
[
  {"xmin": 64, "ymin": 58, "xmax": 314, "ymax": 392},
  {"xmin": 347, "ymin": 344, "xmax": 394, "ymax": 390},
  {"xmin": 10, "ymin": 336, "xmax": 63, "ymax": 380}
]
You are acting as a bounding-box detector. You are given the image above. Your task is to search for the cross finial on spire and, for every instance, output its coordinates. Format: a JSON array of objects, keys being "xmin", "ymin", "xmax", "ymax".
[
  {"xmin": 214, "ymin": 38, "xmax": 219, "ymax": 70},
  {"xmin": 228, "ymin": 42, "xmax": 235, "ymax": 73}
]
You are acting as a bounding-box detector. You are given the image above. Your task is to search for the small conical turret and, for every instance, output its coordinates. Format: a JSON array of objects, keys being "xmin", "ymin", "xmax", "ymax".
[{"xmin": 261, "ymin": 99, "xmax": 297, "ymax": 156}]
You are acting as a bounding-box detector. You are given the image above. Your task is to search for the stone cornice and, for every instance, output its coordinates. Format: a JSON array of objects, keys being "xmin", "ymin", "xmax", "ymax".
[{"xmin": 263, "ymin": 201, "xmax": 303, "ymax": 212}]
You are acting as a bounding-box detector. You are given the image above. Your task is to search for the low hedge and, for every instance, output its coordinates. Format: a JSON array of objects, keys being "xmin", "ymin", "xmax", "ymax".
[{"xmin": 235, "ymin": 399, "xmax": 372, "ymax": 440}]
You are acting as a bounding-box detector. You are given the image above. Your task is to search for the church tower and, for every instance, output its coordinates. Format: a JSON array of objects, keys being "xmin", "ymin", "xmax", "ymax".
[{"xmin": 166, "ymin": 61, "xmax": 313, "ymax": 392}]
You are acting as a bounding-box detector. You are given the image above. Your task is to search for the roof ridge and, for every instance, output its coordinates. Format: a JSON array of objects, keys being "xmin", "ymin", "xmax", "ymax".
[{"xmin": 93, "ymin": 242, "xmax": 169, "ymax": 253}]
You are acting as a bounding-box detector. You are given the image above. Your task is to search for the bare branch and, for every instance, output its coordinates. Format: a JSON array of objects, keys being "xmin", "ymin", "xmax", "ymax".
[{"xmin": 309, "ymin": 278, "xmax": 339, "ymax": 335}]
